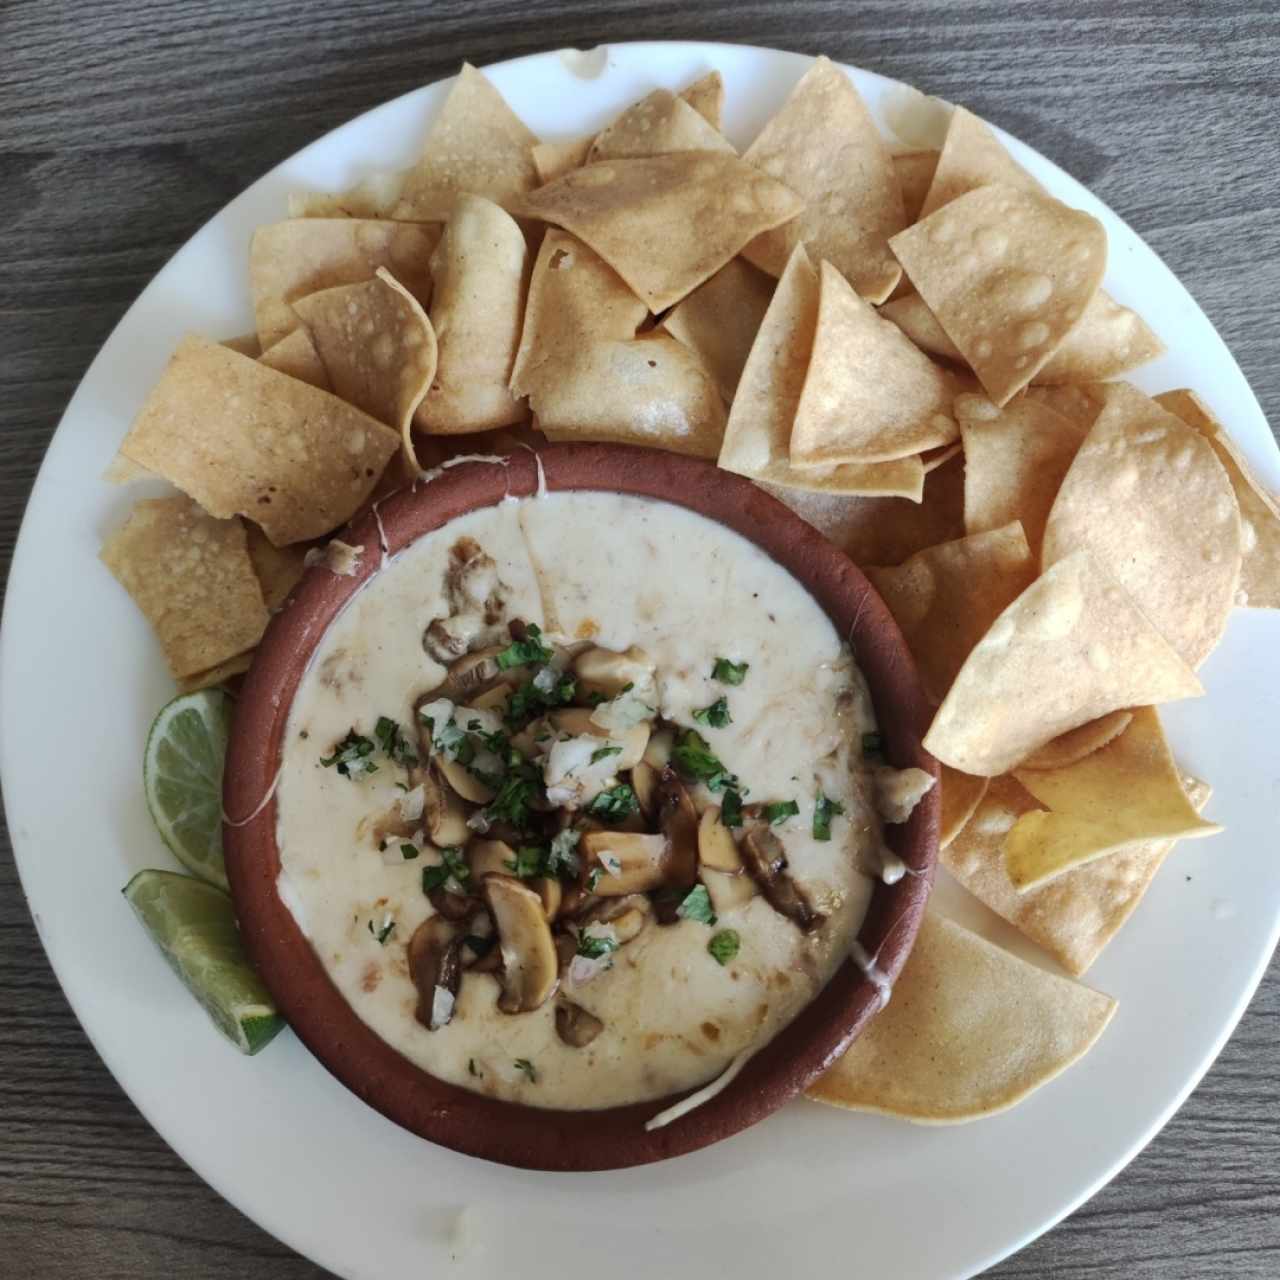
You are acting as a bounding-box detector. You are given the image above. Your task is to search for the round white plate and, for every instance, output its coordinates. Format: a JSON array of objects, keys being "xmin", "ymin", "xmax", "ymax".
[{"xmin": 3, "ymin": 41, "xmax": 1278, "ymax": 1280}]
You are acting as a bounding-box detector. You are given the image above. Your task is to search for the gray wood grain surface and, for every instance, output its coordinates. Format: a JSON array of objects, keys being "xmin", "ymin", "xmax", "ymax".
[{"xmin": 1, "ymin": 2, "xmax": 1277, "ymax": 1276}]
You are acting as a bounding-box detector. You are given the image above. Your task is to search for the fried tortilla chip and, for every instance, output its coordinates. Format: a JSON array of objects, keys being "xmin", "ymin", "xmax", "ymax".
[
  {"xmin": 249, "ymin": 219, "xmax": 438, "ymax": 351},
  {"xmin": 417, "ymin": 194, "xmax": 530, "ymax": 434},
  {"xmin": 510, "ymin": 229, "xmax": 646, "ymax": 401},
  {"xmin": 924, "ymin": 550, "xmax": 1203, "ymax": 776},
  {"xmin": 1019, "ymin": 710, "xmax": 1134, "ymax": 771},
  {"xmin": 789, "ymin": 261, "xmax": 957, "ymax": 466},
  {"xmin": 1043, "ymin": 382, "xmax": 1241, "ymax": 666},
  {"xmin": 956, "ymin": 392, "xmax": 1084, "ymax": 557},
  {"xmin": 741, "ymin": 56, "xmax": 904, "ymax": 302},
  {"xmin": 531, "ymin": 137, "xmax": 592, "ymax": 184},
  {"xmin": 177, "ymin": 650, "xmax": 255, "ymax": 694},
  {"xmin": 120, "ymin": 335, "xmax": 400, "ymax": 545},
  {"xmin": 221, "ymin": 333, "xmax": 261, "ymax": 358},
  {"xmin": 245, "ymin": 526, "xmax": 308, "ymax": 611},
  {"xmin": 101, "ymin": 496, "xmax": 269, "ymax": 679},
  {"xmin": 717, "ymin": 247, "xmax": 923, "ymax": 497},
  {"xmin": 893, "ymin": 150, "xmax": 940, "ymax": 225},
  {"xmin": 258, "ymin": 328, "xmax": 332, "ymax": 390},
  {"xmin": 520, "ymin": 152, "xmax": 803, "ymax": 312},
  {"xmin": 680, "ymin": 71, "xmax": 724, "ymax": 129},
  {"xmin": 1157, "ymin": 388, "xmax": 1280, "ymax": 609},
  {"xmin": 806, "ymin": 909, "xmax": 1116, "ymax": 1123},
  {"xmin": 918, "ymin": 105, "xmax": 1041, "ymax": 220},
  {"xmin": 662, "ymin": 257, "xmax": 774, "ymax": 401},
  {"xmin": 288, "ymin": 170, "xmax": 408, "ymax": 220},
  {"xmin": 393, "ymin": 63, "xmax": 539, "ymax": 220},
  {"xmin": 944, "ymin": 773, "xmax": 1211, "ymax": 975},
  {"xmin": 293, "ymin": 268, "xmax": 437, "ymax": 469},
  {"xmin": 940, "ymin": 766, "xmax": 990, "ymax": 849},
  {"xmin": 588, "ymin": 89, "xmax": 734, "ymax": 162},
  {"xmin": 890, "ymin": 185, "xmax": 1107, "ymax": 405},
  {"xmin": 1005, "ymin": 706, "xmax": 1220, "ymax": 890},
  {"xmin": 1024, "ymin": 382, "xmax": 1109, "ymax": 431},
  {"xmin": 868, "ymin": 523, "xmax": 1036, "ymax": 704}
]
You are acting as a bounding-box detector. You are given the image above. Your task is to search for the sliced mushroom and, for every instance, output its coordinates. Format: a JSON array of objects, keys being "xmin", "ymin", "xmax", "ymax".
[
  {"xmin": 548, "ymin": 709, "xmax": 650, "ymax": 769},
  {"xmin": 740, "ymin": 827, "xmax": 824, "ymax": 933},
  {"xmin": 576, "ymin": 893, "xmax": 652, "ymax": 944},
  {"xmin": 656, "ymin": 768, "xmax": 700, "ymax": 889},
  {"xmin": 535, "ymin": 876, "xmax": 562, "ymax": 922},
  {"xmin": 470, "ymin": 683, "xmax": 513, "ymax": 716},
  {"xmin": 460, "ymin": 910, "xmax": 501, "ymax": 972},
  {"xmin": 703, "ymin": 867, "xmax": 756, "ymax": 915},
  {"xmin": 631, "ymin": 761, "xmax": 659, "ymax": 818},
  {"xmin": 438, "ymin": 754, "xmax": 496, "ymax": 804},
  {"xmin": 484, "ymin": 874, "xmax": 560, "ymax": 1014},
  {"xmin": 697, "ymin": 805, "xmax": 744, "ymax": 873},
  {"xmin": 580, "ymin": 831, "xmax": 671, "ymax": 895},
  {"xmin": 427, "ymin": 885, "xmax": 477, "ymax": 922},
  {"xmin": 407, "ymin": 917, "xmax": 462, "ymax": 1030},
  {"xmin": 423, "ymin": 761, "xmax": 470, "ymax": 846},
  {"xmin": 468, "ymin": 838, "xmax": 516, "ymax": 879},
  {"xmin": 643, "ymin": 728, "xmax": 674, "ymax": 770},
  {"xmin": 554, "ymin": 929, "xmax": 578, "ymax": 975},
  {"xmin": 572, "ymin": 645, "xmax": 656, "ymax": 700},
  {"xmin": 555, "ymin": 1000, "xmax": 604, "ymax": 1048},
  {"xmin": 439, "ymin": 645, "xmax": 519, "ymax": 701}
]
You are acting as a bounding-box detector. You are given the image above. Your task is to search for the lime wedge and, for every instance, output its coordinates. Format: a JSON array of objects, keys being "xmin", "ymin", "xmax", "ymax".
[
  {"xmin": 144, "ymin": 689, "xmax": 232, "ymax": 890},
  {"xmin": 123, "ymin": 869, "xmax": 284, "ymax": 1055}
]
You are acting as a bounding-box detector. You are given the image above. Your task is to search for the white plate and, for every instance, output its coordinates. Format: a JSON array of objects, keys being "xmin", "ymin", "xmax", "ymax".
[{"xmin": 3, "ymin": 41, "xmax": 1278, "ymax": 1280}]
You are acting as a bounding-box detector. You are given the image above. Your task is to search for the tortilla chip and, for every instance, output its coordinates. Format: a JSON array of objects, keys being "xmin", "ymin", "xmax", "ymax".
[
  {"xmin": 533, "ymin": 334, "xmax": 726, "ymax": 457},
  {"xmin": 221, "ymin": 333, "xmax": 262, "ymax": 358},
  {"xmin": 944, "ymin": 773, "xmax": 1211, "ymax": 974},
  {"xmin": 717, "ymin": 247, "xmax": 923, "ymax": 497},
  {"xmin": 867, "ymin": 522, "xmax": 1036, "ymax": 704},
  {"xmin": 258, "ymin": 327, "xmax": 333, "ymax": 391},
  {"xmin": 417, "ymin": 194, "xmax": 530, "ymax": 434},
  {"xmin": 177, "ymin": 649, "xmax": 255, "ymax": 694},
  {"xmin": 789, "ymin": 262, "xmax": 957, "ymax": 466},
  {"xmin": 510, "ymin": 229, "xmax": 647, "ymax": 401},
  {"xmin": 531, "ymin": 137, "xmax": 592, "ymax": 184},
  {"xmin": 288, "ymin": 170, "xmax": 408, "ymax": 220},
  {"xmin": 1157, "ymin": 389, "xmax": 1280, "ymax": 609},
  {"xmin": 922, "ymin": 442, "xmax": 962, "ymax": 473},
  {"xmin": 292, "ymin": 268, "xmax": 437, "ymax": 469},
  {"xmin": 120, "ymin": 335, "xmax": 400, "ymax": 545},
  {"xmin": 1042, "ymin": 382, "xmax": 1241, "ymax": 667},
  {"xmin": 662, "ymin": 257, "xmax": 774, "ymax": 401},
  {"xmin": 940, "ymin": 766, "xmax": 989, "ymax": 849},
  {"xmin": 893, "ymin": 150, "xmax": 940, "ymax": 225},
  {"xmin": 956, "ymin": 392, "xmax": 1084, "ymax": 558},
  {"xmin": 924, "ymin": 550, "xmax": 1203, "ymax": 776},
  {"xmin": 890, "ymin": 185, "xmax": 1107, "ymax": 405},
  {"xmin": 245, "ymin": 525, "xmax": 308, "ymax": 611},
  {"xmin": 1004, "ymin": 706, "xmax": 1220, "ymax": 890},
  {"xmin": 393, "ymin": 63, "xmax": 539, "ymax": 221},
  {"xmin": 741, "ymin": 56, "xmax": 904, "ymax": 302},
  {"xmin": 918, "ymin": 105, "xmax": 1041, "ymax": 221},
  {"xmin": 588, "ymin": 89, "xmax": 734, "ymax": 162},
  {"xmin": 101, "ymin": 496, "xmax": 269, "ymax": 679},
  {"xmin": 103, "ymin": 455, "xmax": 152, "ymax": 485},
  {"xmin": 806, "ymin": 909, "xmax": 1116, "ymax": 1123},
  {"xmin": 677, "ymin": 71, "xmax": 723, "ymax": 129},
  {"xmin": 249, "ymin": 219, "xmax": 438, "ymax": 350},
  {"xmin": 1019, "ymin": 710, "xmax": 1134, "ymax": 771},
  {"xmin": 1024, "ymin": 381, "xmax": 1109, "ymax": 431},
  {"xmin": 520, "ymin": 152, "xmax": 803, "ymax": 312}
]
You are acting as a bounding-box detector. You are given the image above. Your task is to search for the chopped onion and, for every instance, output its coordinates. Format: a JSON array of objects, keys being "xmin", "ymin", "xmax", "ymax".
[
  {"xmin": 429, "ymin": 985, "xmax": 456, "ymax": 1029},
  {"xmin": 397, "ymin": 783, "xmax": 425, "ymax": 822}
]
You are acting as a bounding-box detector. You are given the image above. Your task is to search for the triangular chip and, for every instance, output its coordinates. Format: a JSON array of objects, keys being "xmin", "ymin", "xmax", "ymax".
[
  {"xmin": 681, "ymin": 71, "xmax": 725, "ymax": 129},
  {"xmin": 587, "ymin": 89, "xmax": 734, "ymax": 162},
  {"xmin": 1005, "ymin": 706, "xmax": 1220, "ymax": 890},
  {"xmin": 510, "ymin": 229, "xmax": 646, "ymax": 401},
  {"xmin": 741, "ymin": 56, "xmax": 905, "ymax": 302},
  {"xmin": 918, "ymin": 105, "xmax": 1041, "ymax": 220},
  {"xmin": 789, "ymin": 261, "xmax": 958, "ymax": 466},
  {"xmin": 100, "ymin": 496, "xmax": 269, "ymax": 679},
  {"xmin": 806, "ymin": 909, "xmax": 1116, "ymax": 1122},
  {"xmin": 868, "ymin": 523, "xmax": 1036, "ymax": 704},
  {"xmin": 288, "ymin": 170, "xmax": 408, "ymax": 220},
  {"xmin": 893, "ymin": 150, "xmax": 940, "ymax": 225},
  {"xmin": 292, "ymin": 268, "xmax": 437, "ymax": 470},
  {"xmin": 1018, "ymin": 710, "xmax": 1133, "ymax": 771},
  {"xmin": 880, "ymin": 291, "xmax": 964, "ymax": 363},
  {"xmin": 922, "ymin": 441, "xmax": 962, "ymax": 473},
  {"xmin": 531, "ymin": 137, "xmax": 592, "ymax": 184},
  {"xmin": 258, "ymin": 328, "xmax": 332, "ymax": 390},
  {"xmin": 221, "ymin": 333, "xmax": 261, "ymax": 358},
  {"xmin": 249, "ymin": 219, "xmax": 438, "ymax": 351},
  {"xmin": 119, "ymin": 335, "xmax": 400, "ymax": 545},
  {"xmin": 520, "ymin": 152, "xmax": 803, "ymax": 312},
  {"xmin": 924, "ymin": 550, "xmax": 1203, "ymax": 776},
  {"xmin": 943, "ymin": 773, "xmax": 1212, "ymax": 975},
  {"xmin": 890, "ymin": 185, "xmax": 1107, "ymax": 405},
  {"xmin": 417, "ymin": 195, "xmax": 530, "ymax": 434},
  {"xmin": 717, "ymin": 247, "xmax": 923, "ymax": 497},
  {"xmin": 940, "ymin": 767, "xmax": 989, "ymax": 849},
  {"xmin": 662, "ymin": 257, "xmax": 774, "ymax": 401},
  {"xmin": 177, "ymin": 649, "xmax": 255, "ymax": 695},
  {"xmin": 1157, "ymin": 388, "xmax": 1280, "ymax": 609},
  {"xmin": 1043, "ymin": 382, "xmax": 1242, "ymax": 666},
  {"xmin": 956, "ymin": 392, "xmax": 1084, "ymax": 557},
  {"xmin": 534, "ymin": 335, "xmax": 726, "ymax": 458},
  {"xmin": 245, "ymin": 526, "xmax": 308, "ymax": 612},
  {"xmin": 1024, "ymin": 382, "xmax": 1109, "ymax": 432},
  {"xmin": 393, "ymin": 63, "xmax": 539, "ymax": 220}
]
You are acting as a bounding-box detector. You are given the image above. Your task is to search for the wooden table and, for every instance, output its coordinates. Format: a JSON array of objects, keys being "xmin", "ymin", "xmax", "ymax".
[{"xmin": 1, "ymin": 3, "xmax": 1277, "ymax": 1276}]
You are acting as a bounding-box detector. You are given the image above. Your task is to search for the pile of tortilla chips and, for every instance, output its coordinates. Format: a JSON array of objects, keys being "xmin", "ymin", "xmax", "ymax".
[{"xmin": 101, "ymin": 57, "xmax": 1278, "ymax": 1121}]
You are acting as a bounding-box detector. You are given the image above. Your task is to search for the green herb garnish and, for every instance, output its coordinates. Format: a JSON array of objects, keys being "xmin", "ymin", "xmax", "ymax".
[
  {"xmin": 676, "ymin": 884, "xmax": 717, "ymax": 924},
  {"xmin": 576, "ymin": 931, "xmax": 619, "ymax": 960},
  {"xmin": 708, "ymin": 929, "xmax": 741, "ymax": 965},
  {"xmin": 374, "ymin": 715, "xmax": 418, "ymax": 766},
  {"xmin": 692, "ymin": 696, "xmax": 732, "ymax": 729},
  {"xmin": 421, "ymin": 847, "xmax": 470, "ymax": 894},
  {"xmin": 590, "ymin": 745, "xmax": 623, "ymax": 765},
  {"xmin": 763, "ymin": 799, "xmax": 800, "ymax": 826},
  {"xmin": 862, "ymin": 731, "xmax": 885, "ymax": 761},
  {"xmin": 711, "ymin": 658, "xmax": 749, "ymax": 685},
  {"xmin": 720, "ymin": 788, "xmax": 744, "ymax": 828},
  {"xmin": 399, "ymin": 843, "xmax": 420, "ymax": 861},
  {"xmin": 462, "ymin": 934, "xmax": 496, "ymax": 958},
  {"xmin": 586, "ymin": 866, "xmax": 603, "ymax": 891},
  {"xmin": 368, "ymin": 917, "xmax": 395, "ymax": 945},
  {"xmin": 495, "ymin": 623, "xmax": 554, "ymax": 671},
  {"xmin": 546, "ymin": 828, "xmax": 582, "ymax": 879},
  {"xmin": 505, "ymin": 672, "xmax": 577, "ymax": 728},
  {"xmin": 482, "ymin": 762, "xmax": 544, "ymax": 831},
  {"xmin": 813, "ymin": 792, "xmax": 845, "ymax": 841},
  {"xmin": 513, "ymin": 1058, "xmax": 538, "ymax": 1083},
  {"xmin": 506, "ymin": 845, "xmax": 547, "ymax": 879},
  {"xmin": 586, "ymin": 783, "xmax": 639, "ymax": 821},
  {"xmin": 671, "ymin": 729, "xmax": 739, "ymax": 792},
  {"xmin": 320, "ymin": 729, "xmax": 378, "ymax": 779},
  {"xmin": 468, "ymin": 1058, "xmax": 480, "ymax": 1078}
]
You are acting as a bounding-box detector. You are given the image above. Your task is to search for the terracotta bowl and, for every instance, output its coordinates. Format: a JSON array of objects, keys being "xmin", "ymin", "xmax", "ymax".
[{"xmin": 223, "ymin": 444, "xmax": 939, "ymax": 1171}]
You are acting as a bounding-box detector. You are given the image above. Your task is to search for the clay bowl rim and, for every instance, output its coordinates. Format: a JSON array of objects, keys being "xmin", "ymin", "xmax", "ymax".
[{"xmin": 223, "ymin": 443, "xmax": 939, "ymax": 1173}]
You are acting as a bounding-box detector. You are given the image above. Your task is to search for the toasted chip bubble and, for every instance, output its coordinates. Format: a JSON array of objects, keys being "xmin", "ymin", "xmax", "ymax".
[
  {"xmin": 520, "ymin": 152, "xmax": 803, "ymax": 313},
  {"xmin": 943, "ymin": 774, "xmax": 1211, "ymax": 975},
  {"xmin": 587, "ymin": 89, "xmax": 734, "ymax": 162},
  {"xmin": 258, "ymin": 328, "xmax": 333, "ymax": 391},
  {"xmin": 101, "ymin": 497, "xmax": 269, "ymax": 679},
  {"xmin": 1019, "ymin": 710, "xmax": 1134, "ymax": 771},
  {"xmin": 939, "ymin": 766, "xmax": 989, "ymax": 849},
  {"xmin": 1042, "ymin": 382, "xmax": 1242, "ymax": 667},
  {"xmin": 893, "ymin": 150, "xmax": 940, "ymax": 226},
  {"xmin": 741, "ymin": 57, "xmax": 905, "ymax": 302},
  {"xmin": 924, "ymin": 550, "xmax": 1203, "ymax": 777},
  {"xmin": 806, "ymin": 909, "xmax": 1116, "ymax": 1123},
  {"xmin": 245, "ymin": 526, "xmax": 308, "ymax": 612},
  {"xmin": 918, "ymin": 105, "xmax": 1041, "ymax": 220},
  {"xmin": 177, "ymin": 650, "xmax": 255, "ymax": 694},
  {"xmin": 1005, "ymin": 706, "xmax": 1220, "ymax": 891},
  {"xmin": 288, "ymin": 169, "xmax": 408, "ymax": 220},
  {"xmin": 788, "ymin": 262, "xmax": 957, "ymax": 467},
  {"xmin": 119, "ymin": 336, "xmax": 399, "ymax": 546},
  {"xmin": 957, "ymin": 392, "xmax": 1084, "ymax": 558},
  {"xmin": 890, "ymin": 185, "xmax": 1107, "ymax": 405},
  {"xmin": 393, "ymin": 63, "xmax": 540, "ymax": 221},
  {"xmin": 249, "ymin": 219, "xmax": 438, "ymax": 351},
  {"xmin": 417, "ymin": 194, "xmax": 530, "ymax": 435},
  {"xmin": 1157, "ymin": 388, "xmax": 1280, "ymax": 610},
  {"xmin": 531, "ymin": 137, "xmax": 592, "ymax": 184},
  {"xmin": 662, "ymin": 257, "xmax": 774, "ymax": 401}
]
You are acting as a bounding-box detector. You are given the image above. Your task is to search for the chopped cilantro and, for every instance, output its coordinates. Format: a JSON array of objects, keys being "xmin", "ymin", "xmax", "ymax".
[
  {"xmin": 712, "ymin": 657, "xmax": 749, "ymax": 685},
  {"xmin": 495, "ymin": 623, "xmax": 554, "ymax": 671},
  {"xmin": 462, "ymin": 933, "xmax": 495, "ymax": 958},
  {"xmin": 813, "ymin": 792, "xmax": 845, "ymax": 841},
  {"xmin": 586, "ymin": 866, "xmax": 603, "ymax": 891},
  {"xmin": 468, "ymin": 1058, "xmax": 480, "ymax": 1078},
  {"xmin": 482, "ymin": 763, "xmax": 544, "ymax": 831},
  {"xmin": 466, "ymin": 720, "xmax": 509, "ymax": 755},
  {"xmin": 720, "ymin": 788, "xmax": 744, "ymax": 828},
  {"xmin": 576, "ymin": 931, "xmax": 619, "ymax": 959},
  {"xmin": 399, "ymin": 843, "xmax": 420, "ymax": 861},
  {"xmin": 505, "ymin": 672, "xmax": 577, "ymax": 728},
  {"xmin": 368, "ymin": 917, "xmax": 395, "ymax": 945},
  {"xmin": 590, "ymin": 745, "xmax": 623, "ymax": 765},
  {"xmin": 421, "ymin": 847, "xmax": 470, "ymax": 894},
  {"xmin": 862, "ymin": 731, "xmax": 885, "ymax": 762},
  {"xmin": 763, "ymin": 799, "xmax": 800, "ymax": 826},
  {"xmin": 374, "ymin": 715, "xmax": 418, "ymax": 766},
  {"xmin": 546, "ymin": 828, "xmax": 582, "ymax": 879},
  {"xmin": 671, "ymin": 729, "xmax": 739, "ymax": 792},
  {"xmin": 513, "ymin": 1057, "xmax": 538, "ymax": 1083},
  {"xmin": 677, "ymin": 884, "xmax": 717, "ymax": 924},
  {"xmin": 708, "ymin": 929, "xmax": 741, "ymax": 965},
  {"xmin": 584, "ymin": 690, "xmax": 608, "ymax": 707},
  {"xmin": 320, "ymin": 729, "xmax": 378, "ymax": 779},
  {"xmin": 586, "ymin": 783, "xmax": 639, "ymax": 821},
  {"xmin": 506, "ymin": 845, "xmax": 547, "ymax": 879},
  {"xmin": 692, "ymin": 696, "xmax": 732, "ymax": 729}
]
